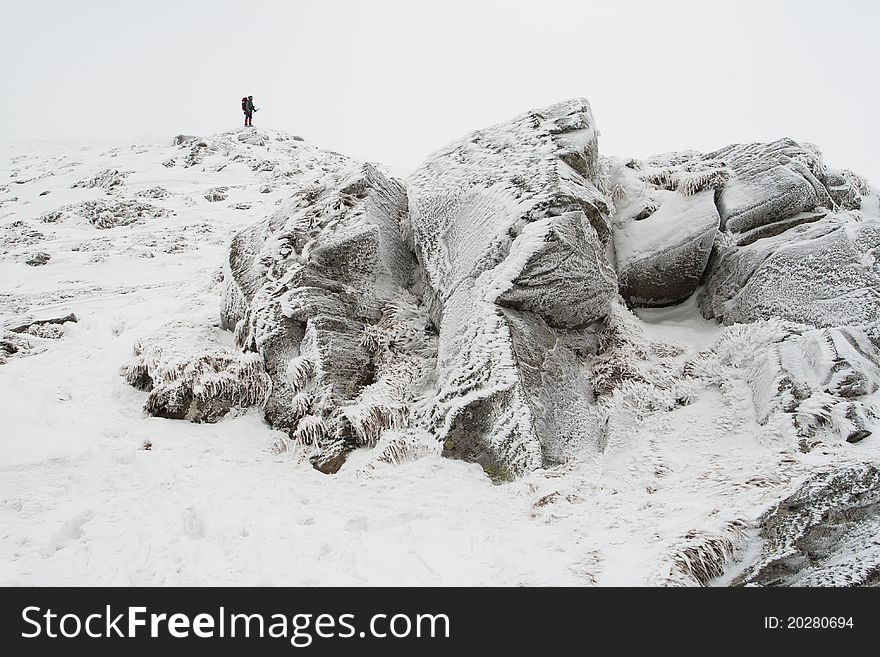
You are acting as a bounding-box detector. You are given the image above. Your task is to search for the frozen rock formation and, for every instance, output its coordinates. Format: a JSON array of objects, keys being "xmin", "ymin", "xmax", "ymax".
[
  {"xmin": 668, "ymin": 139, "xmax": 880, "ymax": 341},
  {"xmin": 699, "ymin": 217, "xmax": 880, "ymax": 344},
  {"xmin": 712, "ymin": 139, "xmax": 849, "ymax": 234},
  {"xmin": 610, "ymin": 154, "xmax": 725, "ymax": 306},
  {"xmin": 124, "ymin": 102, "xmax": 879, "ymax": 495},
  {"xmin": 687, "ymin": 319, "xmax": 880, "ymax": 446},
  {"xmin": 123, "ymin": 321, "xmax": 272, "ymax": 423},
  {"xmin": 71, "ymin": 168, "xmax": 130, "ymax": 191},
  {"xmin": 39, "ymin": 199, "xmax": 169, "ymax": 229},
  {"xmin": 733, "ymin": 464, "xmax": 880, "ymax": 586},
  {"xmin": 614, "ymin": 190, "xmax": 719, "ymax": 307},
  {"xmin": 221, "ymin": 152, "xmax": 421, "ymax": 472},
  {"xmin": 608, "ymin": 138, "xmax": 880, "ymax": 347},
  {"xmin": 407, "ymin": 98, "xmax": 616, "ymax": 476},
  {"xmin": 96, "ymin": 101, "xmax": 880, "ymax": 586}
]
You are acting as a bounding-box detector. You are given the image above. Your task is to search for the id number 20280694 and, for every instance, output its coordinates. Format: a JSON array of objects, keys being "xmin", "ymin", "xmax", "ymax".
[{"xmin": 764, "ymin": 617, "xmax": 853, "ymax": 630}]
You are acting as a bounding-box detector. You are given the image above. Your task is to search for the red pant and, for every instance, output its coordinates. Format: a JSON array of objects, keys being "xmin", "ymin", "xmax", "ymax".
[{"xmin": 244, "ymin": 113, "xmax": 253, "ymax": 126}]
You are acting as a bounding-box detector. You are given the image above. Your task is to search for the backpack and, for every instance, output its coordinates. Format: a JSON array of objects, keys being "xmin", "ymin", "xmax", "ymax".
[{"xmin": 241, "ymin": 97, "xmax": 248, "ymax": 112}]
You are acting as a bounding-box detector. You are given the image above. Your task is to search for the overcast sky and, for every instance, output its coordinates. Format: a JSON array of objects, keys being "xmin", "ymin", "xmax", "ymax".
[{"xmin": 2, "ymin": 0, "xmax": 878, "ymax": 182}]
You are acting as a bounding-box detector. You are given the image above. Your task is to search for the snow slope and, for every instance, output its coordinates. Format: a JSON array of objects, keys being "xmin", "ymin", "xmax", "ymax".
[{"xmin": 1, "ymin": 128, "xmax": 879, "ymax": 586}]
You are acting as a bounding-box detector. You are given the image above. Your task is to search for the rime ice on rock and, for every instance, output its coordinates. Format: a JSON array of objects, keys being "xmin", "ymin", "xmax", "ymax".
[
  {"xmin": 688, "ymin": 319, "xmax": 880, "ymax": 446},
  {"xmin": 407, "ymin": 98, "xmax": 616, "ymax": 476},
  {"xmin": 608, "ymin": 138, "xmax": 880, "ymax": 344},
  {"xmin": 122, "ymin": 111, "xmax": 880, "ymax": 504},
  {"xmin": 699, "ymin": 218, "xmax": 880, "ymax": 343},
  {"xmin": 733, "ymin": 464, "xmax": 880, "ymax": 586},
  {"xmin": 610, "ymin": 154, "xmax": 725, "ymax": 306},
  {"xmin": 71, "ymin": 168, "xmax": 131, "ymax": 191},
  {"xmin": 222, "ymin": 152, "xmax": 422, "ymax": 472},
  {"xmin": 123, "ymin": 321, "xmax": 272, "ymax": 423},
  {"xmin": 689, "ymin": 140, "xmax": 880, "ymax": 343}
]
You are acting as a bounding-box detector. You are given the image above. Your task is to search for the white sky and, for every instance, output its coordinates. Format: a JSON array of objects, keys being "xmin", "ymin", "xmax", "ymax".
[{"xmin": 2, "ymin": 0, "xmax": 878, "ymax": 182}]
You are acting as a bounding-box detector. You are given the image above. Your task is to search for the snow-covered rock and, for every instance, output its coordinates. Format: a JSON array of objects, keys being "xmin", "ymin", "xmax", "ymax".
[
  {"xmin": 698, "ymin": 217, "xmax": 880, "ymax": 344},
  {"xmin": 222, "ymin": 155, "xmax": 417, "ymax": 472},
  {"xmin": 3, "ymin": 107, "xmax": 880, "ymax": 587},
  {"xmin": 71, "ymin": 168, "xmax": 131, "ymax": 191},
  {"xmin": 407, "ymin": 98, "xmax": 615, "ymax": 476},
  {"xmin": 204, "ymin": 186, "xmax": 229, "ymax": 202},
  {"xmin": 711, "ymin": 138, "xmax": 858, "ymax": 234},
  {"xmin": 0, "ymin": 220, "xmax": 45, "ymax": 254},
  {"xmin": 644, "ymin": 138, "xmax": 880, "ymax": 342},
  {"xmin": 123, "ymin": 321, "xmax": 271, "ymax": 423},
  {"xmin": 38, "ymin": 198, "xmax": 169, "ymax": 229},
  {"xmin": 610, "ymin": 157, "xmax": 722, "ymax": 306},
  {"xmin": 688, "ymin": 319, "xmax": 880, "ymax": 445},
  {"xmin": 733, "ymin": 463, "xmax": 880, "ymax": 586}
]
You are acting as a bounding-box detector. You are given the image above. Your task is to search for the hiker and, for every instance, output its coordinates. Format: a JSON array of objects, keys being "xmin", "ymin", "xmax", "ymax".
[{"xmin": 241, "ymin": 95, "xmax": 258, "ymax": 127}]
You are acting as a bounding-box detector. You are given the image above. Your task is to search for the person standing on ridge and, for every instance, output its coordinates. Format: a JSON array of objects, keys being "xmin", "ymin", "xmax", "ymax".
[{"xmin": 241, "ymin": 95, "xmax": 258, "ymax": 127}]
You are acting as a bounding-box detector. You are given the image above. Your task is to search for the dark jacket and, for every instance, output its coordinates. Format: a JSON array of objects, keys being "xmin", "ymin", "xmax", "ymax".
[{"xmin": 243, "ymin": 98, "xmax": 255, "ymax": 115}]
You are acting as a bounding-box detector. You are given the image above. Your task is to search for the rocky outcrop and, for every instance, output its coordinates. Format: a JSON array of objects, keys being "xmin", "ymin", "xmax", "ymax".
[
  {"xmin": 608, "ymin": 139, "xmax": 878, "ymax": 326},
  {"xmin": 407, "ymin": 98, "xmax": 615, "ymax": 476},
  {"xmin": 607, "ymin": 152, "xmax": 729, "ymax": 307},
  {"xmin": 613, "ymin": 188, "xmax": 720, "ymax": 306},
  {"xmin": 123, "ymin": 321, "xmax": 272, "ymax": 423},
  {"xmin": 71, "ymin": 168, "xmax": 130, "ymax": 191},
  {"xmin": 38, "ymin": 199, "xmax": 169, "ymax": 229},
  {"xmin": 122, "ymin": 105, "xmax": 879, "ymax": 491},
  {"xmin": 204, "ymin": 187, "xmax": 229, "ymax": 202},
  {"xmin": 8, "ymin": 313, "xmax": 77, "ymax": 334},
  {"xmin": 688, "ymin": 319, "xmax": 880, "ymax": 446},
  {"xmin": 137, "ymin": 186, "xmax": 170, "ymax": 200},
  {"xmin": 733, "ymin": 464, "xmax": 880, "ymax": 587},
  {"xmin": 712, "ymin": 139, "xmax": 836, "ymax": 234},
  {"xmin": 698, "ymin": 218, "xmax": 880, "ymax": 344},
  {"xmin": 221, "ymin": 158, "xmax": 420, "ymax": 472},
  {"xmin": 687, "ymin": 139, "xmax": 880, "ymax": 342},
  {"xmin": 24, "ymin": 251, "xmax": 51, "ymax": 266}
]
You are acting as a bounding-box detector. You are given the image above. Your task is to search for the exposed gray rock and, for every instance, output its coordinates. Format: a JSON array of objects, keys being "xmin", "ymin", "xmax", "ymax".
[
  {"xmin": 71, "ymin": 168, "xmax": 130, "ymax": 191},
  {"xmin": 8, "ymin": 313, "xmax": 77, "ymax": 334},
  {"xmin": 24, "ymin": 251, "xmax": 51, "ymax": 266}
]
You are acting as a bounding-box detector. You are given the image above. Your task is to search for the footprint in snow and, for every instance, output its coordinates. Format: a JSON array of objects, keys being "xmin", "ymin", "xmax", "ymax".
[
  {"xmin": 42, "ymin": 509, "xmax": 94, "ymax": 557},
  {"xmin": 182, "ymin": 508, "xmax": 206, "ymax": 539}
]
